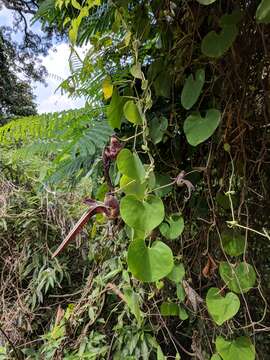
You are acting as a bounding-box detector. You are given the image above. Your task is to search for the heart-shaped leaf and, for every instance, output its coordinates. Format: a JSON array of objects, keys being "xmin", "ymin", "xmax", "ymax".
[
  {"xmin": 117, "ymin": 149, "xmax": 145, "ymax": 182},
  {"xmin": 128, "ymin": 239, "xmax": 173, "ymax": 282},
  {"xmin": 184, "ymin": 109, "xmax": 221, "ymax": 146},
  {"xmin": 219, "ymin": 262, "xmax": 256, "ymax": 293},
  {"xmin": 221, "ymin": 230, "xmax": 245, "ymax": 256},
  {"xmin": 206, "ymin": 287, "xmax": 240, "ymax": 325},
  {"xmin": 120, "ymin": 175, "xmax": 147, "ymax": 200},
  {"xmin": 107, "ymin": 89, "xmax": 125, "ymax": 129},
  {"xmin": 120, "ymin": 194, "xmax": 164, "ymax": 233},
  {"xmin": 160, "ymin": 214, "xmax": 184, "ymax": 240},
  {"xmin": 123, "ymin": 100, "xmax": 143, "ymax": 124},
  {"xmin": 196, "ymin": 0, "xmax": 217, "ymax": 4},
  {"xmin": 149, "ymin": 116, "xmax": 168, "ymax": 144},
  {"xmin": 256, "ymin": 0, "xmax": 270, "ymax": 24},
  {"xmin": 181, "ymin": 69, "xmax": 205, "ymax": 110},
  {"xmin": 216, "ymin": 336, "xmax": 255, "ymax": 360},
  {"xmin": 167, "ymin": 263, "xmax": 185, "ymax": 283},
  {"xmin": 130, "ymin": 63, "xmax": 144, "ymax": 79},
  {"xmin": 202, "ymin": 25, "xmax": 238, "ymax": 58}
]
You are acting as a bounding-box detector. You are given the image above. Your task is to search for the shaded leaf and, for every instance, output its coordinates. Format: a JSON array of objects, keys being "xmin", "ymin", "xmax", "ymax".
[
  {"xmin": 219, "ymin": 262, "xmax": 256, "ymax": 293},
  {"xmin": 181, "ymin": 69, "xmax": 205, "ymax": 110},
  {"xmin": 184, "ymin": 109, "xmax": 221, "ymax": 146}
]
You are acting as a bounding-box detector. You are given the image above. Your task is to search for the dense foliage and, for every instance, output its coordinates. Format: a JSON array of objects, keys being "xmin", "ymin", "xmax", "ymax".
[
  {"xmin": 0, "ymin": 0, "xmax": 64, "ymax": 123},
  {"xmin": 1, "ymin": 0, "xmax": 270, "ymax": 359},
  {"xmin": 0, "ymin": 29, "xmax": 37, "ymax": 123}
]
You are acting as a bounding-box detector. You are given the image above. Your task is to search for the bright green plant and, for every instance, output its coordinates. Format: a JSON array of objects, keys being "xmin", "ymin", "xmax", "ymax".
[{"xmin": 1, "ymin": 0, "xmax": 270, "ymax": 358}]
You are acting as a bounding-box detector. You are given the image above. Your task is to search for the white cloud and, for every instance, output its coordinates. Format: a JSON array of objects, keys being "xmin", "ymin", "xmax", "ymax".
[
  {"xmin": 0, "ymin": 6, "xmax": 88, "ymax": 115},
  {"xmin": 35, "ymin": 43, "xmax": 88, "ymax": 114},
  {"xmin": 37, "ymin": 93, "xmax": 84, "ymax": 114}
]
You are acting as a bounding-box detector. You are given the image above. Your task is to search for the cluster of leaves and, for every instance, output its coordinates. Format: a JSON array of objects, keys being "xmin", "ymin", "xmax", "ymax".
[{"xmin": 1, "ymin": 0, "xmax": 270, "ymax": 359}]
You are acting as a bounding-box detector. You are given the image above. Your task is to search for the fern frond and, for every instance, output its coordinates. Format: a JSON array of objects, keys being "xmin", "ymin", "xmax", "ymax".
[{"xmin": 0, "ymin": 108, "xmax": 113, "ymax": 186}]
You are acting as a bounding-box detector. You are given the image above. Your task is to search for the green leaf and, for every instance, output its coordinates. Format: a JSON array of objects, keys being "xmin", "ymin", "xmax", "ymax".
[
  {"xmin": 128, "ymin": 239, "xmax": 173, "ymax": 282},
  {"xmin": 159, "ymin": 214, "xmax": 184, "ymax": 240},
  {"xmin": 201, "ymin": 25, "xmax": 238, "ymax": 58},
  {"xmin": 157, "ymin": 346, "xmax": 166, "ymax": 360},
  {"xmin": 154, "ymin": 73, "xmax": 171, "ymax": 98},
  {"xmin": 120, "ymin": 194, "xmax": 165, "ymax": 233},
  {"xmin": 178, "ymin": 305, "xmax": 189, "ymax": 320},
  {"xmin": 160, "ymin": 302, "xmax": 188, "ymax": 320},
  {"xmin": 117, "ymin": 149, "xmax": 145, "ymax": 182},
  {"xmin": 181, "ymin": 69, "xmax": 205, "ymax": 110},
  {"xmin": 216, "ymin": 336, "xmax": 255, "ymax": 360},
  {"xmin": 183, "ymin": 109, "xmax": 221, "ymax": 146},
  {"xmin": 107, "ymin": 89, "xmax": 125, "ymax": 129},
  {"xmin": 196, "ymin": 0, "xmax": 217, "ymax": 4},
  {"xmin": 154, "ymin": 174, "xmax": 173, "ymax": 197},
  {"xmin": 149, "ymin": 116, "xmax": 168, "ymax": 144},
  {"xmin": 123, "ymin": 100, "xmax": 143, "ymax": 124},
  {"xmin": 256, "ymin": 0, "xmax": 270, "ymax": 24},
  {"xmin": 211, "ymin": 355, "xmax": 222, "ymax": 360},
  {"xmin": 123, "ymin": 288, "xmax": 142, "ymax": 324},
  {"xmin": 221, "ymin": 230, "xmax": 245, "ymax": 256},
  {"xmin": 71, "ymin": 0, "xmax": 81, "ymax": 9},
  {"xmin": 130, "ymin": 63, "xmax": 144, "ymax": 79},
  {"xmin": 167, "ymin": 263, "xmax": 185, "ymax": 283},
  {"xmin": 206, "ymin": 287, "xmax": 240, "ymax": 325},
  {"xmin": 176, "ymin": 283, "xmax": 186, "ymax": 302},
  {"xmin": 160, "ymin": 302, "xmax": 179, "ymax": 316},
  {"xmin": 219, "ymin": 262, "xmax": 256, "ymax": 293},
  {"xmin": 120, "ymin": 175, "xmax": 146, "ymax": 200}
]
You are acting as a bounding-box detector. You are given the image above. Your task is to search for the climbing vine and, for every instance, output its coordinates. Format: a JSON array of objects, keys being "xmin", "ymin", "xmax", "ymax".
[{"xmin": 1, "ymin": 0, "xmax": 270, "ymax": 358}]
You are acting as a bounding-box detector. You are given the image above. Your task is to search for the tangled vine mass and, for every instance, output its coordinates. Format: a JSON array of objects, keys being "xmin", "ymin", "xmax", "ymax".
[{"xmin": 0, "ymin": 0, "xmax": 270, "ymax": 359}]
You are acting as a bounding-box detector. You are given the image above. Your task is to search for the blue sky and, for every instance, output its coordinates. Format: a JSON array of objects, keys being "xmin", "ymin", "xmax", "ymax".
[{"xmin": 0, "ymin": 6, "xmax": 85, "ymax": 114}]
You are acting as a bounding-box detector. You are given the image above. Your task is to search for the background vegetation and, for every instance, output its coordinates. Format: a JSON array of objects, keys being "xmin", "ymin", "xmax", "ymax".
[{"xmin": 0, "ymin": 0, "xmax": 270, "ymax": 359}]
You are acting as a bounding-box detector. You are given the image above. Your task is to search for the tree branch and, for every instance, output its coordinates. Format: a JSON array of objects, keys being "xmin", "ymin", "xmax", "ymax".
[{"xmin": 1, "ymin": 0, "xmax": 36, "ymax": 14}]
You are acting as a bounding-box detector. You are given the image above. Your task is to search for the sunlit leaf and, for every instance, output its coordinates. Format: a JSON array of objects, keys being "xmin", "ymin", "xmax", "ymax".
[
  {"xmin": 117, "ymin": 149, "xmax": 145, "ymax": 182},
  {"xmin": 216, "ymin": 336, "xmax": 255, "ymax": 360},
  {"xmin": 120, "ymin": 194, "xmax": 164, "ymax": 233},
  {"xmin": 123, "ymin": 100, "xmax": 143, "ymax": 124},
  {"xmin": 102, "ymin": 76, "xmax": 113, "ymax": 100},
  {"xmin": 167, "ymin": 263, "xmax": 185, "ymax": 283},
  {"xmin": 206, "ymin": 287, "xmax": 240, "ymax": 325},
  {"xmin": 128, "ymin": 239, "xmax": 173, "ymax": 282}
]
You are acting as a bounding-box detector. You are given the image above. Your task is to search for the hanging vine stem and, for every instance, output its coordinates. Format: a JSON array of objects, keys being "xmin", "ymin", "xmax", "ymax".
[{"xmin": 225, "ymin": 151, "xmax": 270, "ymax": 240}]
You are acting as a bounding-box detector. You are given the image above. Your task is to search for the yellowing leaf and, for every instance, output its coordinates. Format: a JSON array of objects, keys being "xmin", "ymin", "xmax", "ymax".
[{"xmin": 102, "ymin": 76, "xmax": 113, "ymax": 100}]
